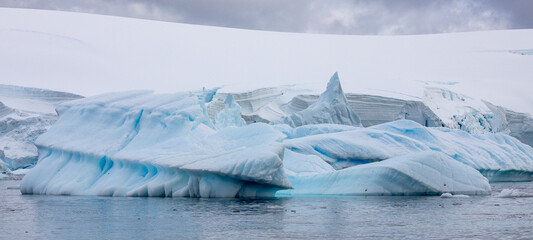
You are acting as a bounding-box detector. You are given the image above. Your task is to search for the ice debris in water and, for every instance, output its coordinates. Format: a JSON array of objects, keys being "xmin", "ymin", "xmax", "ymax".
[
  {"xmin": 440, "ymin": 193, "xmax": 470, "ymax": 198},
  {"xmin": 496, "ymin": 189, "xmax": 533, "ymax": 198}
]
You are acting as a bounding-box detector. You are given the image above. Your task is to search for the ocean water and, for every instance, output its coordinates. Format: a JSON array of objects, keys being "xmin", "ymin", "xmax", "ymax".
[{"xmin": 1, "ymin": 178, "xmax": 533, "ymax": 239}]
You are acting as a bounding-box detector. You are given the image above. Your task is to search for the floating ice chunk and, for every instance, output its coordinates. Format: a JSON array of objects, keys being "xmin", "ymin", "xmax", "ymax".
[
  {"xmin": 277, "ymin": 72, "xmax": 362, "ymax": 127},
  {"xmin": 215, "ymin": 94, "xmax": 246, "ymax": 129},
  {"xmin": 282, "ymin": 119, "xmax": 533, "ymax": 181},
  {"xmin": 277, "ymin": 151, "xmax": 491, "ymax": 196},
  {"xmin": 373, "ymin": 120, "xmax": 533, "ymax": 181},
  {"xmin": 440, "ymin": 193, "xmax": 470, "ymax": 198},
  {"xmin": 496, "ymin": 189, "xmax": 533, "ymax": 198}
]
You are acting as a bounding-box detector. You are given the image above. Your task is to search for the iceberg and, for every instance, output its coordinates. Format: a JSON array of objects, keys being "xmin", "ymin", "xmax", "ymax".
[
  {"xmin": 284, "ymin": 126, "xmax": 429, "ymax": 170},
  {"xmin": 19, "ymin": 73, "xmax": 533, "ymax": 197},
  {"xmin": 21, "ymin": 91, "xmax": 292, "ymax": 197},
  {"xmin": 21, "ymin": 87, "xmax": 498, "ymax": 198},
  {"xmin": 373, "ymin": 120, "xmax": 533, "ymax": 181},
  {"xmin": 278, "ymin": 151, "xmax": 490, "ymax": 196},
  {"xmin": 282, "ymin": 118, "xmax": 533, "ymax": 181}
]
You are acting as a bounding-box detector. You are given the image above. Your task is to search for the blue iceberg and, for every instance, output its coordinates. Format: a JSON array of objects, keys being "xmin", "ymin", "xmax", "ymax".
[
  {"xmin": 21, "ymin": 74, "xmax": 533, "ymax": 197},
  {"xmin": 21, "ymin": 91, "xmax": 291, "ymax": 197}
]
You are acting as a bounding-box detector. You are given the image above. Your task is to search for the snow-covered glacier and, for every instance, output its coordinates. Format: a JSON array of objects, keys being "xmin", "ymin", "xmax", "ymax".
[
  {"xmin": 0, "ymin": 84, "xmax": 82, "ymax": 175},
  {"xmin": 26, "ymin": 73, "xmax": 533, "ymax": 197}
]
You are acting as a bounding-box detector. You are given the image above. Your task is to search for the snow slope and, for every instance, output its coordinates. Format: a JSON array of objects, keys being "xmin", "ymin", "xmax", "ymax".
[{"xmin": 1, "ymin": 8, "xmax": 532, "ymax": 116}]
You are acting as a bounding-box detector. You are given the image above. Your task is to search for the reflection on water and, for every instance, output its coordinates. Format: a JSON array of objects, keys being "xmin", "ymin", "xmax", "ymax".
[{"xmin": 1, "ymin": 179, "xmax": 533, "ymax": 239}]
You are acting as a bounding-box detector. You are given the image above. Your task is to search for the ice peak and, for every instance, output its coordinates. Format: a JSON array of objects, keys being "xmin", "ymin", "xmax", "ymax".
[
  {"xmin": 326, "ymin": 72, "xmax": 341, "ymax": 93},
  {"xmin": 316, "ymin": 72, "xmax": 348, "ymax": 106},
  {"xmin": 215, "ymin": 94, "xmax": 246, "ymax": 129},
  {"xmin": 277, "ymin": 73, "xmax": 362, "ymax": 127}
]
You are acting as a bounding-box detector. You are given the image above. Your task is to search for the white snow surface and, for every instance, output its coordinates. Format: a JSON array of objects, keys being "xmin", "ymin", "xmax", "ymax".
[{"xmin": 1, "ymin": 8, "xmax": 533, "ymax": 115}]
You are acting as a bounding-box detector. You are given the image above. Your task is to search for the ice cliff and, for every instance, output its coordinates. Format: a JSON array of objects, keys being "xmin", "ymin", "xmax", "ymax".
[
  {"xmin": 0, "ymin": 84, "xmax": 82, "ymax": 174},
  {"xmin": 423, "ymin": 87, "xmax": 533, "ymax": 147}
]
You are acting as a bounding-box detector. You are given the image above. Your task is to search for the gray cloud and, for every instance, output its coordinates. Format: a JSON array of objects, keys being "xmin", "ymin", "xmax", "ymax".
[{"xmin": 0, "ymin": 0, "xmax": 532, "ymax": 34}]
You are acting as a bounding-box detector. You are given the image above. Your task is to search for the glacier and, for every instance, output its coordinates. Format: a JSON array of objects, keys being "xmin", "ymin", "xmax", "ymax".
[
  {"xmin": 26, "ymin": 73, "xmax": 533, "ymax": 198},
  {"xmin": 0, "ymin": 84, "xmax": 82, "ymax": 174}
]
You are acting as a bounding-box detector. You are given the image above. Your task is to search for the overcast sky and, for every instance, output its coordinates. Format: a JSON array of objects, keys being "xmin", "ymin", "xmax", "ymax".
[{"xmin": 1, "ymin": 0, "xmax": 533, "ymax": 35}]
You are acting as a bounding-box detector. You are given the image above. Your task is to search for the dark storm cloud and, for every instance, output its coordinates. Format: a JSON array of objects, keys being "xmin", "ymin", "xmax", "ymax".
[{"xmin": 1, "ymin": 0, "xmax": 532, "ymax": 34}]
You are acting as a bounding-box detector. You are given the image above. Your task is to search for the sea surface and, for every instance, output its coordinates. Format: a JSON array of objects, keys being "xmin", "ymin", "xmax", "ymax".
[{"xmin": 1, "ymin": 178, "xmax": 533, "ymax": 239}]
